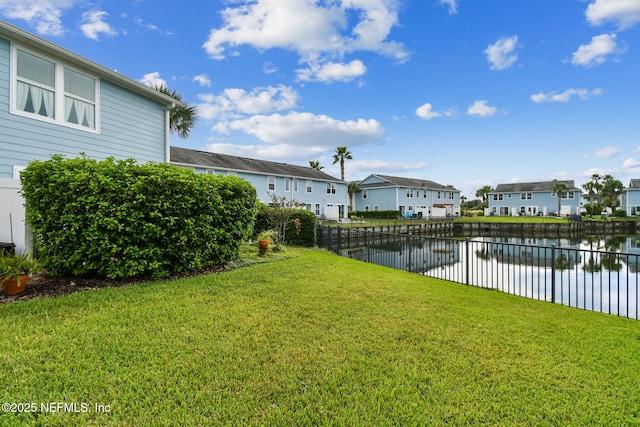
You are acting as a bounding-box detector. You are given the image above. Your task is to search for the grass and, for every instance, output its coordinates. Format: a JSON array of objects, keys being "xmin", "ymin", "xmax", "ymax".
[{"xmin": 2, "ymin": 247, "xmax": 640, "ymax": 425}]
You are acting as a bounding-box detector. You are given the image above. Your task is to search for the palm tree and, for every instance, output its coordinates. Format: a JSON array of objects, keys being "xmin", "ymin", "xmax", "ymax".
[
  {"xmin": 475, "ymin": 185, "xmax": 493, "ymax": 208},
  {"xmin": 583, "ymin": 181, "xmax": 597, "ymax": 218},
  {"xmin": 602, "ymin": 174, "xmax": 624, "ymax": 213},
  {"xmin": 154, "ymin": 85, "xmax": 197, "ymax": 139},
  {"xmin": 348, "ymin": 182, "xmax": 359, "ymax": 212},
  {"xmin": 332, "ymin": 146, "xmax": 353, "ymax": 181},
  {"xmin": 309, "ymin": 160, "xmax": 324, "ymax": 170},
  {"xmin": 551, "ymin": 179, "xmax": 570, "ymax": 216}
]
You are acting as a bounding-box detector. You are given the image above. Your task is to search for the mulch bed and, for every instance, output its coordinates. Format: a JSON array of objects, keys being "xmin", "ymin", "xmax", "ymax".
[{"xmin": 1, "ymin": 266, "xmax": 225, "ymax": 304}]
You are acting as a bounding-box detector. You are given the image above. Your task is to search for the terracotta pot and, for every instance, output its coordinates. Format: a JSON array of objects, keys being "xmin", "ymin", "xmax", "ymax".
[
  {"xmin": 3, "ymin": 274, "xmax": 29, "ymax": 295},
  {"xmin": 258, "ymin": 240, "xmax": 269, "ymax": 256}
]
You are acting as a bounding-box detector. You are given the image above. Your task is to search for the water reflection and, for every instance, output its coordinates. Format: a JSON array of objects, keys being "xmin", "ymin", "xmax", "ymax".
[{"xmin": 338, "ymin": 233, "xmax": 640, "ymax": 319}]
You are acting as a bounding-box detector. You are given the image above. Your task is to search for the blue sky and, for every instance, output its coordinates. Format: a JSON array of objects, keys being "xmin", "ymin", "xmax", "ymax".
[{"xmin": 2, "ymin": 0, "xmax": 640, "ymax": 198}]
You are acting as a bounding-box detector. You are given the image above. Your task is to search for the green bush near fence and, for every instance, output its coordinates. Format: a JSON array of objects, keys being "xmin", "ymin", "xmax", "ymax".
[
  {"xmin": 349, "ymin": 210, "xmax": 401, "ymax": 219},
  {"xmin": 20, "ymin": 155, "xmax": 258, "ymax": 279},
  {"xmin": 254, "ymin": 206, "xmax": 316, "ymax": 246}
]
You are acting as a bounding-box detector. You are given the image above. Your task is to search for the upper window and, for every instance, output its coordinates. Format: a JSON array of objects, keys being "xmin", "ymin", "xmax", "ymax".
[
  {"xmin": 13, "ymin": 47, "xmax": 98, "ymax": 131},
  {"xmin": 268, "ymin": 176, "xmax": 276, "ymax": 191},
  {"xmin": 306, "ymin": 180, "xmax": 313, "ymax": 193},
  {"xmin": 326, "ymin": 183, "xmax": 337, "ymax": 195}
]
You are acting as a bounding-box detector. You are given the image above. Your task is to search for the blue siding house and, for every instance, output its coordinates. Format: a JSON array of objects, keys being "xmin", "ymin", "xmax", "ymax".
[
  {"xmin": 488, "ymin": 180, "xmax": 581, "ymax": 216},
  {"xmin": 354, "ymin": 174, "xmax": 461, "ymax": 218},
  {"xmin": 171, "ymin": 147, "xmax": 348, "ymax": 219},
  {"xmin": 621, "ymin": 179, "xmax": 640, "ymax": 216},
  {"xmin": 0, "ymin": 20, "xmax": 177, "ymax": 254}
]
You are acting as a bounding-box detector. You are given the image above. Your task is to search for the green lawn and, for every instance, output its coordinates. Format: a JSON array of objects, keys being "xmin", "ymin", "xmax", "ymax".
[{"xmin": 2, "ymin": 248, "xmax": 640, "ymax": 426}]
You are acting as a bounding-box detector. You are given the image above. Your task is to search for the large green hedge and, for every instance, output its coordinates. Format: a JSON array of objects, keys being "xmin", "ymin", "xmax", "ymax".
[{"xmin": 21, "ymin": 155, "xmax": 257, "ymax": 279}]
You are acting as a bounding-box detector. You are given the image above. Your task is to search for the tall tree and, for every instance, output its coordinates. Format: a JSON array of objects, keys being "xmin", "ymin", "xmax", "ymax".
[
  {"xmin": 309, "ymin": 160, "xmax": 324, "ymax": 170},
  {"xmin": 582, "ymin": 181, "xmax": 597, "ymax": 218},
  {"xmin": 348, "ymin": 182, "xmax": 359, "ymax": 211},
  {"xmin": 551, "ymin": 179, "xmax": 570, "ymax": 216},
  {"xmin": 602, "ymin": 175, "xmax": 624, "ymax": 213},
  {"xmin": 475, "ymin": 185, "xmax": 493, "ymax": 208},
  {"xmin": 332, "ymin": 146, "xmax": 353, "ymax": 181},
  {"xmin": 154, "ymin": 85, "xmax": 197, "ymax": 139}
]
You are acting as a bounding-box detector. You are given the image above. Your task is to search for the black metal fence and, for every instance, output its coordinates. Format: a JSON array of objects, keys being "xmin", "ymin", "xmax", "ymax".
[{"xmin": 317, "ymin": 226, "xmax": 640, "ymax": 320}]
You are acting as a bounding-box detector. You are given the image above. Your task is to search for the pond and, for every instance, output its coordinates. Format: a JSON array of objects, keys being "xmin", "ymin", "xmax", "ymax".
[{"xmin": 321, "ymin": 228, "xmax": 640, "ymax": 320}]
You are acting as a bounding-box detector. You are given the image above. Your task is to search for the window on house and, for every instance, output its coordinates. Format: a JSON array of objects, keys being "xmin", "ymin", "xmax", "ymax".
[
  {"xmin": 450, "ymin": 192, "xmax": 455, "ymax": 200},
  {"xmin": 362, "ymin": 190, "xmax": 368, "ymax": 199},
  {"xmin": 406, "ymin": 189, "xmax": 413, "ymax": 198},
  {"xmin": 227, "ymin": 171, "xmax": 237, "ymax": 177},
  {"xmin": 305, "ymin": 203, "xmax": 312, "ymax": 212},
  {"xmin": 268, "ymin": 176, "xmax": 276, "ymax": 191},
  {"xmin": 285, "ymin": 178, "xmax": 291, "ymax": 192},
  {"xmin": 437, "ymin": 191, "xmax": 441, "ymax": 199},
  {"xmin": 326, "ymin": 183, "xmax": 336, "ymax": 195},
  {"xmin": 293, "ymin": 178, "xmax": 298, "ymax": 192},
  {"xmin": 306, "ymin": 180, "xmax": 313, "ymax": 193},
  {"xmin": 14, "ymin": 47, "xmax": 98, "ymax": 131},
  {"xmin": 364, "ymin": 205, "xmax": 370, "ymax": 212},
  {"xmin": 315, "ymin": 203, "xmax": 321, "ymax": 215},
  {"xmin": 206, "ymin": 169, "xmax": 215, "ymax": 174},
  {"xmin": 374, "ymin": 205, "xmax": 379, "ymax": 211}
]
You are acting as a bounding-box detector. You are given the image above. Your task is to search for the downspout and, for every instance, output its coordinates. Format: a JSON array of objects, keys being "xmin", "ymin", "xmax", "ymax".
[{"xmin": 165, "ymin": 104, "xmax": 173, "ymax": 163}]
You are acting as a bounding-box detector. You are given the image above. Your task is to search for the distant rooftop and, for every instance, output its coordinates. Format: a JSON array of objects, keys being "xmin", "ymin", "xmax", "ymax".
[
  {"xmin": 358, "ymin": 174, "xmax": 459, "ymax": 191},
  {"xmin": 170, "ymin": 146, "xmax": 343, "ymax": 182},
  {"xmin": 493, "ymin": 180, "xmax": 578, "ymax": 193}
]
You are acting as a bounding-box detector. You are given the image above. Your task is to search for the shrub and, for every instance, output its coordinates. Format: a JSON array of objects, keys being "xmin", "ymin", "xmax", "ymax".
[
  {"xmin": 21, "ymin": 155, "xmax": 257, "ymax": 279},
  {"xmin": 254, "ymin": 206, "xmax": 316, "ymax": 247},
  {"xmin": 615, "ymin": 209, "xmax": 627, "ymax": 217},
  {"xmin": 349, "ymin": 210, "xmax": 401, "ymax": 219}
]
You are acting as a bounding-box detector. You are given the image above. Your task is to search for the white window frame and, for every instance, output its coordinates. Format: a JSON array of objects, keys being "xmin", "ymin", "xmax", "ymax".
[
  {"xmin": 314, "ymin": 203, "xmax": 321, "ymax": 216},
  {"xmin": 374, "ymin": 205, "xmax": 380, "ymax": 211},
  {"xmin": 11, "ymin": 45, "xmax": 100, "ymax": 133},
  {"xmin": 306, "ymin": 180, "xmax": 313, "ymax": 194},
  {"xmin": 268, "ymin": 176, "xmax": 276, "ymax": 191},
  {"xmin": 362, "ymin": 189, "xmax": 368, "ymax": 199},
  {"xmin": 326, "ymin": 183, "xmax": 337, "ymax": 195},
  {"xmin": 285, "ymin": 178, "xmax": 291, "ymax": 193},
  {"xmin": 293, "ymin": 178, "xmax": 299, "ymax": 193}
]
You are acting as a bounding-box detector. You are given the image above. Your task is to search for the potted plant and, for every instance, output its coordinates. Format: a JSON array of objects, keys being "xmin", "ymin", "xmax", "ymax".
[
  {"xmin": 1, "ymin": 251, "xmax": 41, "ymax": 295},
  {"xmin": 256, "ymin": 230, "xmax": 277, "ymax": 256}
]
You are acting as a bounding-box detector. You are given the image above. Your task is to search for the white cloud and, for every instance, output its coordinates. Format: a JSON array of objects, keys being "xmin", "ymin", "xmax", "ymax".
[
  {"xmin": 571, "ymin": 33, "xmax": 623, "ymax": 67},
  {"xmin": 584, "ymin": 146, "xmax": 619, "ymax": 159},
  {"xmin": 0, "ymin": 0, "xmax": 75, "ymax": 36},
  {"xmin": 197, "ymin": 85, "xmax": 299, "ymax": 120},
  {"xmin": 586, "ymin": 0, "xmax": 640, "ymax": 30},
  {"xmin": 297, "ymin": 60, "xmax": 367, "ymax": 83},
  {"xmin": 484, "ymin": 35, "xmax": 518, "ymax": 70},
  {"xmin": 466, "ymin": 100, "xmax": 498, "ymax": 117},
  {"xmin": 623, "ymin": 157, "xmax": 640, "ymax": 168},
  {"xmin": 415, "ymin": 103, "xmax": 442, "ymax": 120},
  {"xmin": 439, "ymin": 0, "xmax": 458, "ymax": 15},
  {"xmin": 530, "ymin": 88, "xmax": 603, "ymax": 103},
  {"xmin": 139, "ymin": 72, "xmax": 166, "ymax": 88},
  {"xmin": 212, "ymin": 111, "xmax": 384, "ymax": 148},
  {"xmin": 192, "ymin": 74, "xmax": 212, "ymax": 87},
  {"xmin": 202, "ymin": 0, "xmax": 409, "ymax": 83},
  {"xmin": 80, "ymin": 10, "xmax": 117, "ymax": 40}
]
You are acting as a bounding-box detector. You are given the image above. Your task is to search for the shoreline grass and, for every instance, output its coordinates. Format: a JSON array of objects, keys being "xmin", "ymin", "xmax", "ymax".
[{"xmin": 2, "ymin": 248, "xmax": 640, "ymax": 425}]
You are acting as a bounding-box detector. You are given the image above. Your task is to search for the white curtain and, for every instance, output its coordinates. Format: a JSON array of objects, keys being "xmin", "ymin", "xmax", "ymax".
[
  {"xmin": 65, "ymin": 97, "xmax": 95, "ymax": 128},
  {"xmin": 16, "ymin": 82, "xmax": 54, "ymax": 118}
]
